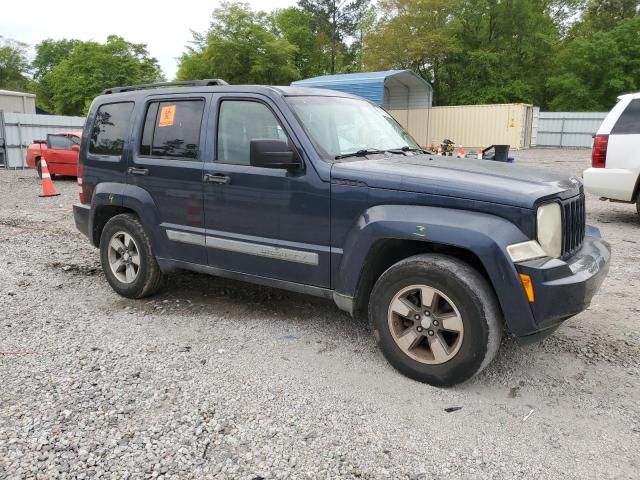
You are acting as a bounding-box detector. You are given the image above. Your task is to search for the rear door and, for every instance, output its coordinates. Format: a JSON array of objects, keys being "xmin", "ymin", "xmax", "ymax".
[
  {"xmin": 607, "ymin": 98, "xmax": 640, "ymax": 201},
  {"xmin": 128, "ymin": 94, "xmax": 210, "ymax": 265}
]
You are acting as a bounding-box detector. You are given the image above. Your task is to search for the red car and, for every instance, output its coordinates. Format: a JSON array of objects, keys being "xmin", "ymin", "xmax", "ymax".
[{"xmin": 26, "ymin": 131, "xmax": 82, "ymax": 178}]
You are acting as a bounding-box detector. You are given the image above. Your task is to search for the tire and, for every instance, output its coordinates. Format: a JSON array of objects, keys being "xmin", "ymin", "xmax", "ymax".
[
  {"xmin": 99, "ymin": 213, "xmax": 166, "ymax": 298},
  {"xmin": 636, "ymin": 195, "xmax": 640, "ymax": 219},
  {"xmin": 35, "ymin": 160, "xmax": 55, "ymax": 180},
  {"xmin": 369, "ymin": 254, "xmax": 502, "ymax": 387}
]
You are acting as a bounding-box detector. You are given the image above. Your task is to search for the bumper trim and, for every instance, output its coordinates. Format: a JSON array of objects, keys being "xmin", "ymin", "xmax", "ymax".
[
  {"xmin": 515, "ymin": 231, "xmax": 611, "ymax": 336},
  {"xmin": 73, "ymin": 203, "xmax": 91, "ymax": 241}
]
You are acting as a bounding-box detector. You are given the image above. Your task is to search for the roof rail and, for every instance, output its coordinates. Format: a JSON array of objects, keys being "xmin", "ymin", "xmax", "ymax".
[{"xmin": 101, "ymin": 79, "xmax": 229, "ymax": 94}]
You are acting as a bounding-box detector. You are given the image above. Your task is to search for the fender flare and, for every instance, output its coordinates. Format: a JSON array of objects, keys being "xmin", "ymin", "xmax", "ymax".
[
  {"xmin": 89, "ymin": 183, "xmax": 166, "ymax": 257},
  {"xmin": 335, "ymin": 205, "xmax": 537, "ymax": 336}
]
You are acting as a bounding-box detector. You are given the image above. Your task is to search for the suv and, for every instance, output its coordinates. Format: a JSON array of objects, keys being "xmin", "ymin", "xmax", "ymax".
[
  {"xmin": 584, "ymin": 92, "xmax": 640, "ymax": 218},
  {"xmin": 74, "ymin": 80, "xmax": 611, "ymax": 386}
]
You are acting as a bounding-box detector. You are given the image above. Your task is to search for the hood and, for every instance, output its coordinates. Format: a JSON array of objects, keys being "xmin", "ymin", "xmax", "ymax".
[{"xmin": 330, "ymin": 155, "xmax": 582, "ymax": 209}]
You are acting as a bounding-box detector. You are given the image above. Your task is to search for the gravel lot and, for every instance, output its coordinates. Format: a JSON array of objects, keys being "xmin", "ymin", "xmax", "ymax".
[{"xmin": 1, "ymin": 148, "xmax": 638, "ymax": 479}]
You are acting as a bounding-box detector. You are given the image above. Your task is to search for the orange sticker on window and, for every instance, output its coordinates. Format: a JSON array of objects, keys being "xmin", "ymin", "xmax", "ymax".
[{"xmin": 158, "ymin": 105, "xmax": 176, "ymax": 127}]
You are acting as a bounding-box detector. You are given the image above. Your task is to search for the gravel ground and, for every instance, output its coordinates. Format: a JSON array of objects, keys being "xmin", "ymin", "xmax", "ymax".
[{"xmin": 0, "ymin": 148, "xmax": 638, "ymax": 479}]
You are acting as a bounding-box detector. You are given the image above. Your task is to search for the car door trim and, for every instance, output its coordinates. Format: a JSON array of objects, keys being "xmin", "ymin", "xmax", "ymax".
[{"xmin": 165, "ymin": 227, "xmax": 320, "ymax": 266}]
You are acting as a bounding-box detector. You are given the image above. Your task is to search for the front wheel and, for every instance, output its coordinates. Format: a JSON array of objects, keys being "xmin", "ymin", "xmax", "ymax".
[
  {"xmin": 99, "ymin": 214, "xmax": 166, "ymax": 298},
  {"xmin": 369, "ymin": 254, "xmax": 502, "ymax": 387}
]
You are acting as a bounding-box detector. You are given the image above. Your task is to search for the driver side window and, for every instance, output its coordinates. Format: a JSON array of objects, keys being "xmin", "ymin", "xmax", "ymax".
[{"xmin": 216, "ymin": 100, "xmax": 288, "ymax": 165}]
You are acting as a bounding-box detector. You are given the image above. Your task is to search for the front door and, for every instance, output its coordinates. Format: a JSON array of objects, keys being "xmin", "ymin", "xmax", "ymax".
[
  {"xmin": 203, "ymin": 95, "xmax": 331, "ymax": 288},
  {"xmin": 128, "ymin": 94, "xmax": 210, "ymax": 265},
  {"xmin": 46, "ymin": 134, "xmax": 78, "ymax": 175}
]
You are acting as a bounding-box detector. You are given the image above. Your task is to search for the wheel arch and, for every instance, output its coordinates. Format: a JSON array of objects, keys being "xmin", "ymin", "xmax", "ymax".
[
  {"xmin": 89, "ymin": 183, "xmax": 164, "ymax": 255},
  {"xmin": 334, "ymin": 204, "xmax": 538, "ymax": 336},
  {"xmin": 350, "ymin": 238, "xmax": 492, "ymax": 320}
]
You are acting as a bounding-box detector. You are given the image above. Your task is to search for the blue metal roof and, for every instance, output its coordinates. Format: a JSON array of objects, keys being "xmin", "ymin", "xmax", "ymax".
[{"xmin": 291, "ymin": 70, "xmax": 432, "ymax": 108}]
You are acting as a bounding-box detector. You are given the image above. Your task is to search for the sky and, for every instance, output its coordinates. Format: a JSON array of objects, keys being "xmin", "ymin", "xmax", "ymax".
[{"xmin": 1, "ymin": 0, "xmax": 297, "ymax": 80}]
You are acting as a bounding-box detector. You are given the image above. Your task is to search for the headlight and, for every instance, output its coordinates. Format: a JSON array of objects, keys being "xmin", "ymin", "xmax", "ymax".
[{"xmin": 537, "ymin": 202, "xmax": 562, "ymax": 258}]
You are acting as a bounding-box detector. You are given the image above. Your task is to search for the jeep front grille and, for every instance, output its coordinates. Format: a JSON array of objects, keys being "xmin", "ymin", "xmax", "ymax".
[{"xmin": 561, "ymin": 194, "xmax": 586, "ymax": 257}]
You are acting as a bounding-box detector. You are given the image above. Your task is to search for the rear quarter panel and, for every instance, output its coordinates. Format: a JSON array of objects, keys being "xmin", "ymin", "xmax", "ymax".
[{"xmin": 26, "ymin": 144, "xmax": 45, "ymax": 169}]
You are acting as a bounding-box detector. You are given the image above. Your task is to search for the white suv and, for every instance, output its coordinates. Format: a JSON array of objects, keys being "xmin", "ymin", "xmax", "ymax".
[{"xmin": 583, "ymin": 92, "xmax": 640, "ymax": 218}]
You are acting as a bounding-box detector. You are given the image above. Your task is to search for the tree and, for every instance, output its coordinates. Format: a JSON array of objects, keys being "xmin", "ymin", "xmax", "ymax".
[
  {"xmin": 364, "ymin": 0, "xmax": 459, "ymax": 103},
  {"xmin": 31, "ymin": 39, "xmax": 83, "ymax": 112},
  {"xmin": 42, "ymin": 36, "xmax": 163, "ymax": 115},
  {"xmin": 439, "ymin": 0, "xmax": 562, "ymax": 106},
  {"xmin": 177, "ymin": 2, "xmax": 299, "ymax": 85},
  {"xmin": 577, "ymin": 0, "xmax": 639, "ymax": 33},
  {"xmin": 547, "ymin": 15, "xmax": 640, "ymax": 110},
  {"xmin": 32, "ymin": 39, "xmax": 82, "ymax": 80},
  {"xmin": 298, "ymin": 0, "xmax": 370, "ymax": 74},
  {"xmin": 271, "ymin": 7, "xmax": 331, "ymax": 78},
  {"xmin": 0, "ymin": 36, "xmax": 30, "ymax": 91}
]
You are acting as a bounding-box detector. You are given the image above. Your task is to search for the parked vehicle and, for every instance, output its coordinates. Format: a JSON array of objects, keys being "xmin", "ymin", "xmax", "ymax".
[
  {"xmin": 73, "ymin": 80, "xmax": 611, "ymax": 386},
  {"xmin": 584, "ymin": 92, "xmax": 640, "ymax": 217},
  {"xmin": 26, "ymin": 132, "xmax": 82, "ymax": 178}
]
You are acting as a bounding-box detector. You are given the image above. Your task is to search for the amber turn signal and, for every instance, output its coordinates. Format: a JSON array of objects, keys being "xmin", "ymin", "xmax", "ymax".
[{"xmin": 519, "ymin": 274, "xmax": 535, "ymax": 303}]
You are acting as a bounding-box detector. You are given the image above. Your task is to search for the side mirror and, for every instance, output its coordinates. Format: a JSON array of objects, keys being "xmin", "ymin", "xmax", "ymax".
[
  {"xmin": 250, "ymin": 139, "xmax": 301, "ymax": 170},
  {"xmin": 71, "ymin": 145, "xmax": 80, "ymax": 152}
]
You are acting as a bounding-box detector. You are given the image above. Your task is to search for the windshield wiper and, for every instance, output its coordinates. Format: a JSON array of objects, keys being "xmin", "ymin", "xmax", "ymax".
[
  {"xmin": 387, "ymin": 146, "xmax": 426, "ymax": 154},
  {"xmin": 335, "ymin": 149, "xmax": 387, "ymax": 160}
]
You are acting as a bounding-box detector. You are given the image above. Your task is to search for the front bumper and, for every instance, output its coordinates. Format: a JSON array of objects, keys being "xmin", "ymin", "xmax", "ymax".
[
  {"xmin": 73, "ymin": 203, "xmax": 91, "ymax": 241},
  {"xmin": 515, "ymin": 226, "xmax": 611, "ymax": 337}
]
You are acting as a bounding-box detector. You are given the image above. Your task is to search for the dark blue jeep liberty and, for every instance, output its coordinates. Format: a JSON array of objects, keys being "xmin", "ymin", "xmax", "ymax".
[{"xmin": 74, "ymin": 80, "xmax": 611, "ymax": 386}]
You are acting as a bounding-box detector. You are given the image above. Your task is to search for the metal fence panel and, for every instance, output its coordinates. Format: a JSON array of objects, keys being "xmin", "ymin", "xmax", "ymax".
[
  {"xmin": 0, "ymin": 112, "xmax": 85, "ymax": 168},
  {"xmin": 536, "ymin": 112, "xmax": 607, "ymax": 147}
]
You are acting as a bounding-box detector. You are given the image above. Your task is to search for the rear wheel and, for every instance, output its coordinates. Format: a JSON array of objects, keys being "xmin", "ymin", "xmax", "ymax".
[
  {"xmin": 99, "ymin": 214, "xmax": 166, "ymax": 298},
  {"xmin": 35, "ymin": 160, "xmax": 55, "ymax": 179},
  {"xmin": 369, "ymin": 254, "xmax": 502, "ymax": 387}
]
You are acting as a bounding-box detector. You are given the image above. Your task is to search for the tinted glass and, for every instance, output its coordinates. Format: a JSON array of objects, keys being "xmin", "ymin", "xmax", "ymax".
[
  {"xmin": 612, "ymin": 99, "xmax": 640, "ymax": 134},
  {"xmin": 217, "ymin": 101, "xmax": 288, "ymax": 165},
  {"xmin": 49, "ymin": 135, "xmax": 71, "ymax": 149},
  {"xmin": 147, "ymin": 100, "xmax": 204, "ymax": 159},
  {"xmin": 89, "ymin": 102, "xmax": 134, "ymax": 156},
  {"xmin": 140, "ymin": 102, "xmax": 159, "ymax": 156}
]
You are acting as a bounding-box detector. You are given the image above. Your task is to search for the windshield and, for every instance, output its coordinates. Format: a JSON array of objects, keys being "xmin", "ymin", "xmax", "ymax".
[{"xmin": 287, "ymin": 96, "xmax": 420, "ymax": 159}]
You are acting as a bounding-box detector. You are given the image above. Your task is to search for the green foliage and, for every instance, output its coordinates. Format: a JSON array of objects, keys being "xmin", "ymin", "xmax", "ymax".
[
  {"xmin": 0, "ymin": 36, "xmax": 30, "ymax": 91},
  {"xmin": 364, "ymin": 0, "xmax": 459, "ymax": 95},
  {"xmin": 32, "ymin": 39, "xmax": 82, "ymax": 80},
  {"xmin": 548, "ymin": 15, "xmax": 640, "ymax": 110},
  {"xmin": 576, "ymin": 0, "xmax": 640, "ymax": 33},
  {"xmin": 298, "ymin": 0, "xmax": 370, "ymax": 74},
  {"xmin": 271, "ymin": 7, "xmax": 330, "ymax": 77},
  {"xmin": 41, "ymin": 36, "xmax": 163, "ymax": 115},
  {"xmin": 177, "ymin": 2, "xmax": 300, "ymax": 85}
]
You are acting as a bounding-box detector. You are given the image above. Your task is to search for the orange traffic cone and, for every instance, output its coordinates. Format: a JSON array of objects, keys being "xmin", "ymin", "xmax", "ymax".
[
  {"xmin": 39, "ymin": 159, "xmax": 60, "ymax": 197},
  {"xmin": 457, "ymin": 145, "xmax": 466, "ymax": 158}
]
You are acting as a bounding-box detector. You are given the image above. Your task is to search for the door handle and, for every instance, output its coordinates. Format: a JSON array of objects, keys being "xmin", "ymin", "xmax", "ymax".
[
  {"xmin": 128, "ymin": 167, "xmax": 149, "ymax": 176},
  {"xmin": 203, "ymin": 173, "xmax": 231, "ymax": 185}
]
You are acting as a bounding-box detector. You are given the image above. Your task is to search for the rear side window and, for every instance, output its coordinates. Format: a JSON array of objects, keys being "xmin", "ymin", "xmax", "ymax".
[
  {"xmin": 217, "ymin": 100, "xmax": 288, "ymax": 165},
  {"xmin": 611, "ymin": 99, "xmax": 640, "ymax": 134},
  {"xmin": 89, "ymin": 102, "xmax": 134, "ymax": 156},
  {"xmin": 49, "ymin": 135, "xmax": 71, "ymax": 149},
  {"xmin": 140, "ymin": 100, "xmax": 204, "ymax": 159}
]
